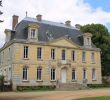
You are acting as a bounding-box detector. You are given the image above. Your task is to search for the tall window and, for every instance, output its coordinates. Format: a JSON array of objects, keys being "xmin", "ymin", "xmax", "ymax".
[
  {"xmin": 82, "ymin": 51, "xmax": 86, "ymax": 62},
  {"xmin": 37, "ymin": 48, "xmax": 42, "ymax": 59},
  {"xmin": 62, "ymin": 49, "xmax": 66, "ymax": 60},
  {"xmin": 71, "ymin": 50, "xmax": 75, "ymax": 61},
  {"xmin": 24, "ymin": 46, "xmax": 28, "ymax": 58},
  {"xmin": 23, "ymin": 67, "xmax": 28, "ymax": 81},
  {"xmin": 37, "ymin": 67, "xmax": 42, "ymax": 80},
  {"xmin": 31, "ymin": 29, "xmax": 36, "ymax": 38},
  {"xmin": 92, "ymin": 69, "xmax": 96, "ymax": 80},
  {"xmin": 72, "ymin": 69, "xmax": 76, "ymax": 80},
  {"xmin": 51, "ymin": 49, "xmax": 55, "ymax": 60},
  {"xmin": 51, "ymin": 68, "xmax": 56, "ymax": 81},
  {"xmin": 83, "ymin": 69, "xmax": 86, "ymax": 80},
  {"xmin": 91, "ymin": 52, "xmax": 95, "ymax": 63}
]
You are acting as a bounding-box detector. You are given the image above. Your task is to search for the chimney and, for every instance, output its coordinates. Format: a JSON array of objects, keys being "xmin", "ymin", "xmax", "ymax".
[
  {"xmin": 75, "ymin": 24, "xmax": 81, "ymax": 30},
  {"xmin": 36, "ymin": 14, "xmax": 42, "ymax": 21},
  {"xmin": 12, "ymin": 15, "xmax": 19, "ymax": 30},
  {"xmin": 65, "ymin": 20, "xmax": 71, "ymax": 26}
]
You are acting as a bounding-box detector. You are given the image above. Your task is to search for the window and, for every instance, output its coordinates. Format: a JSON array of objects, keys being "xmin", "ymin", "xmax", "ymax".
[
  {"xmin": 62, "ymin": 49, "xmax": 66, "ymax": 60},
  {"xmin": 31, "ymin": 29, "xmax": 36, "ymax": 38},
  {"xmin": 91, "ymin": 52, "xmax": 95, "ymax": 63},
  {"xmin": 51, "ymin": 49, "xmax": 55, "ymax": 60},
  {"xmin": 24, "ymin": 46, "xmax": 28, "ymax": 58},
  {"xmin": 37, "ymin": 67, "xmax": 42, "ymax": 80},
  {"xmin": 23, "ymin": 67, "xmax": 28, "ymax": 81},
  {"xmin": 92, "ymin": 69, "xmax": 96, "ymax": 80},
  {"xmin": 83, "ymin": 69, "xmax": 86, "ymax": 80},
  {"xmin": 82, "ymin": 51, "xmax": 86, "ymax": 62},
  {"xmin": 72, "ymin": 69, "xmax": 76, "ymax": 80},
  {"xmin": 8, "ymin": 48, "xmax": 11, "ymax": 59},
  {"xmin": 71, "ymin": 50, "xmax": 75, "ymax": 61},
  {"xmin": 37, "ymin": 48, "xmax": 42, "ymax": 59},
  {"xmin": 51, "ymin": 68, "xmax": 56, "ymax": 81}
]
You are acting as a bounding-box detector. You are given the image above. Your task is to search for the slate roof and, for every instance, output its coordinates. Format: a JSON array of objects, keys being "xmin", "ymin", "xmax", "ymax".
[{"xmin": 10, "ymin": 17, "xmax": 96, "ymax": 48}]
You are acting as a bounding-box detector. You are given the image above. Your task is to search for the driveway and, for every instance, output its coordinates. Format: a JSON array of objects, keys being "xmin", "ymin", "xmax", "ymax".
[{"xmin": 0, "ymin": 88, "xmax": 110, "ymax": 100}]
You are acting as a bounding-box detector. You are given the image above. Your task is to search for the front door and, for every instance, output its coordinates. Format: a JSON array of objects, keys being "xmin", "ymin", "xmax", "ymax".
[{"xmin": 61, "ymin": 68, "xmax": 67, "ymax": 83}]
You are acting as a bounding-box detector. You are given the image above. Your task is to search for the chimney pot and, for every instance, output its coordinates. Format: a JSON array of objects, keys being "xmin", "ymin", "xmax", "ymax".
[
  {"xmin": 12, "ymin": 15, "xmax": 19, "ymax": 30},
  {"xmin": 65, "ymin": 20, "xmax": 71, "ymax": 26},
  {"xmin": 36, "ymin": 14, "xmax": 42, "ymax": 21}
]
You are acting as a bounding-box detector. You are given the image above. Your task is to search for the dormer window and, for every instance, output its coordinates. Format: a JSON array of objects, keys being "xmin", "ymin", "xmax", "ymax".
[
  {"xmin": 31, "ymin": 29, "xmax": 36, "ymax": 38},
  {"xmin": 83, "ymin": 33, "xmax": 92, "ymax": 48},
  {"xmin": 28, "ymin": 24, "xmax": 39, "ymax": 41}
]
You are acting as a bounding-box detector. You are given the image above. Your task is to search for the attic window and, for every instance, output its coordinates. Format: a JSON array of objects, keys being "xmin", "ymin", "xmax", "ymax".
[
  {"xmin": 31, "ymin": 29, "xmax": 36, "ymax": 38},
  {"xmin": 46, "ymin": 30, "xmax": 53, "ymax": 40}
]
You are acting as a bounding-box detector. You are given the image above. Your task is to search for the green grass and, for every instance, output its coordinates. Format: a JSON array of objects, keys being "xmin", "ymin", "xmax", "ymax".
[{"xmin": 76, "ymin": 96, "xmax": 110, "ymax": 100}]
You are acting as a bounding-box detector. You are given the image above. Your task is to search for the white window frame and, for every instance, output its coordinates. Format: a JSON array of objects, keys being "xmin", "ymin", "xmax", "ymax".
[
  {"xmin": 91, "ymin": 52, "xmax": 95, "ymax": 63},
  {"xmin": 71, "ymin": 50, "xmax": 75, "ymax": 61},
  {"xmin": 37, "ymin": 67, "xmax": 42, "ymax": 80},
  {"xmin": 82, "ymin": 51, "xmax": 86, "ymax": 62},
  {"xmin": 31, "ymin": 29, "xmax": 36, "ymax": 39},
  {"xmin": 37, "ymin": 47, "xmax": 42, "ymax": 60},
  {"xmin": 51, "ymin": 48, "xmax": 55, "ymax": 60},
  {"xmin": 23, "ymin": 67, "xmax": 28, "ymax": 81},
  {"xmin": 83, "ymin": 69, "xmax": 87, "ymax": 80},
  {"xmin": 92, "ymin": 69, "xmax": 96, "ymax": 80},
  {"xmin": 24, "ymin": 46, "xmax": 28, "ymax": 59},
  {"xmin": 72, "ymin": 69, "xmax": 77, "ymax": 81},
  {"xmin": 50, "ymin": 68, "xmax": 56, "ymax": 81},
  {"xmin": 62, "ymin": 49, "xmax": 66, "ymax": 60}
]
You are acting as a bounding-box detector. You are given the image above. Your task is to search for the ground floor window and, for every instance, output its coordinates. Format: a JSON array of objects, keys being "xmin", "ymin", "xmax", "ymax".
[
  {"xmin": 72, "ymin": 69, "xmax": 76, "ymax": 80},
  {"xmin": 37, "ymin": 67, "xmax": 42, "ymax": 80},
  {"xmin": 51, "ymin": 68, "xmax": 56, "ymax": 81},
  {"xmin": 92, "ymin": 69, "xmax": 96, "ymax": 80},
  {"xmin": 83, "ymin": 69, "xmax": 87, "ymax": 80},
  {"xmin": 23, "ymin": 67, "xmax": 28, "ymax": 81}
]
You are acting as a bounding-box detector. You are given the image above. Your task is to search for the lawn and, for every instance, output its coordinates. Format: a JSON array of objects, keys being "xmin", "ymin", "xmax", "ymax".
[{"xmin": 76, "ymin": 96, "xmax": 110, "ymax": 100}]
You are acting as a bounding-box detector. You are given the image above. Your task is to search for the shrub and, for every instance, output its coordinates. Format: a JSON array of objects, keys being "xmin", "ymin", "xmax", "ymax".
[
  {"xmin": 87, "ymin": 84, "xmax": 110, "ymax": 88},
  {"xmin": 17, "ymin": 85, "xmax": 56, "ymax": 91}
]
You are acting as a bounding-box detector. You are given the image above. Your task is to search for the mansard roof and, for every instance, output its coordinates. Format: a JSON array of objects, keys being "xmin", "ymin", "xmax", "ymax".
[{"xmin": 7, "ymin": 17, "xmax": 97, "ymax": 48}]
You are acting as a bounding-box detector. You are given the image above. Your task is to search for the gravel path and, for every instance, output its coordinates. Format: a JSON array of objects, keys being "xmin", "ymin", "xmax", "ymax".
[{"xmin": 0, "ymin": 88, "xmax": 110, "ymax": 100}]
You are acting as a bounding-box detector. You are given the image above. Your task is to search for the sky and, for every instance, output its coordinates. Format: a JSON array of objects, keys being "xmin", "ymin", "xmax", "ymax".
[{"xmin": 0, "ymin": 0, "xmax": 110, "ymax": 47}]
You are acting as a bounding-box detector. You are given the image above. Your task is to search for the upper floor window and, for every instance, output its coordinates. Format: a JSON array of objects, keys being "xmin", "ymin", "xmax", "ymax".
[
  {"xmin": 37, "ymin": 47, "xmax": 42, "ymax": 59},
  {"xmin": 91, "ymin": 52, "xmax": 95, "ymax": 63},
  {"xmin": 62, "ymin": 49, "xmax": 66, "ymax": 60},
  {"xmin": 23, "ymin": 67, "xmax": 28, "ymax": 81},
  {"xmin": 82, "ymin": 51, "xmax": 86, "ymax": 62},
  {"xmin": 92, "ymin": 69, "xmax": 96, "ymax": 80},
  {"xmin": 72, "ymin": 69, "xmax": 76, "ymax": 80},
  {"xmin": 71, "ymin": 50, "xmax": 75, "ymax": 61},
  {"xmin": 24, "ymin": 46, "xmax": 28, "ymax": 58},
  {"xmin": 51, "ymin": 49, "xmax": 55, "ymax": 60},
  {"xmin": 37, "ymin": 67, "xmax": 42, "ymax": 80},
  {"xmin": 31, "ymin": 29, "xmax": 36, "ymax": 38},
  {"xmin": 51, "ymin": 68, "xmax": 56, "ymax": 81},
  {"xmin": 83, "ymin": 69, "xmax": 87, "ymax": 80}
]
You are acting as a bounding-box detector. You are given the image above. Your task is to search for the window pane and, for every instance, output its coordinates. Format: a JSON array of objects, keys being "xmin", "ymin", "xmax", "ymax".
[
  {"xmin": 62, "ymin": 50, "xmax": 65, "ymax": 60},
  {"xmin": 72, "ymin": 51, "xmax": 75, "ymax": 61},
  {"xmin": 37, "ymin": 48, "xmax": 42, "ymax": 59},
  {"xmin": 23, "ymin": 67, "xmax": 28, "ymax": 80}
]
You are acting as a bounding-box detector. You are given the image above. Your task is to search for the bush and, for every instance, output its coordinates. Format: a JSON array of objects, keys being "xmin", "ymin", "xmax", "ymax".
[
  {"xmin": 87, "ymin": 84, "xmax": 110, "ymax": 88},
  {"xmin": 17, "ymin": 85, "xmax": 56, "ymax": 91}
]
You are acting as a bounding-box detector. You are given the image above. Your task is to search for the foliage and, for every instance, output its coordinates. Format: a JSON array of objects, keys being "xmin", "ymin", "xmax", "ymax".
[
  {"xmin": 87, "ymin": 84, "xmax": 110, "ymax": 88},
  {"xmin": 76, "ymin": 96, "xmax": 110, "ymax": 100},
  {"xmin": 0, "ymin": 75, "xmax": 4, "ymax": 83},
  {"xmin": 80, "ymin": 24, "xmax": 110, "ymax": 76},
  {"xmin": 17, "ymin": 85, "xmax": 56, "ymax": 91}
]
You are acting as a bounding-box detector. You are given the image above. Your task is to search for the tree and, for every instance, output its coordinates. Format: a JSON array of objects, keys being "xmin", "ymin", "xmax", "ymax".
[
  {"xmin": 80, "ymin": 24, "xmax": 110, "ymax": 76},
  {"xmin": 0, "ymin": 0, "xmax": 3, "ymax": 23}
]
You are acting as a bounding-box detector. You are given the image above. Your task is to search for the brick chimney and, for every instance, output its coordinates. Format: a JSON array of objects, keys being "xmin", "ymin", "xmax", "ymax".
[
  {"xmin": 65, "ymin": 20, "xmax": 71, "ymax": 26},
  {"xmin": 36, "ymin": 14, "xmax": 42, "ymax": 21},
  {"xmin": 12, "ymin": 15, "xmax": 19, "ymax": 30}
]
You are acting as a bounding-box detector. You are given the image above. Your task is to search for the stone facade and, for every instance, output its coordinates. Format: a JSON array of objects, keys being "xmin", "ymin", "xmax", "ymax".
[{"xmin": 0, "ymin": 15, "xmax": 102, "ymax": 90}]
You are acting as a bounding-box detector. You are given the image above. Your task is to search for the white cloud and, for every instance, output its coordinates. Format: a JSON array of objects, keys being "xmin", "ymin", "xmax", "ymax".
[{"xmin": 0, "ymin": 0, "xmax": 110, "ymax": 47}]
